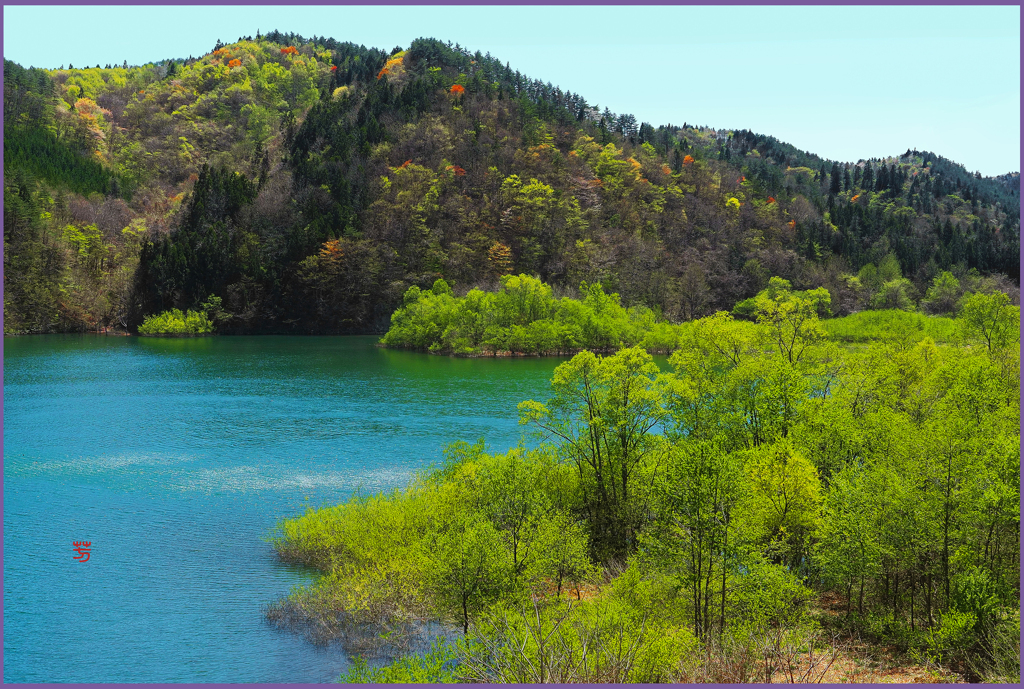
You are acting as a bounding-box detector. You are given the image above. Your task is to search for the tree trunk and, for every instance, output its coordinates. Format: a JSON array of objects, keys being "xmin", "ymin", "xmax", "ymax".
[
  {"xmin": 943, "ymin": 459, "xmax": 952, "ymax": 611},
  {"xmin": 893, "ymin": 571, "xmax": 899, "ymax": 619},
  {"xmin": 720, "ymin": 529, "xmax": 728, "ymax": 634},
  {"xmin": 926, "ymin": 571, "xmax": 933, "ymax": 627},
  {"xmin": 910, "ymin": 570, "xmax": 915, "ymax": 631},
  {"xmin": 883, "ymin": 569, "xmax": 889, "ymax": 613}
]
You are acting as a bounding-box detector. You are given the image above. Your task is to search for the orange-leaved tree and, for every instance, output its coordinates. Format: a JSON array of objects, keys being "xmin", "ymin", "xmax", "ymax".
[
  {"xmin": 488, "ymin": 241, "xmax": 513, "ymax": 277},
  {"xmin": 318, "ymin": 239, "xmax": 344, "ymax": 271},
  {"xmin": 377, "ymin": 55, "xmax": 404, "ymax": 79}
]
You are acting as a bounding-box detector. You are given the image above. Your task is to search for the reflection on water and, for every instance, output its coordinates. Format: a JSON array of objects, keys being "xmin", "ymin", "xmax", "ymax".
[{"xmin": 3, "ymin": 335, "xmax": 563, "ymax": 683}]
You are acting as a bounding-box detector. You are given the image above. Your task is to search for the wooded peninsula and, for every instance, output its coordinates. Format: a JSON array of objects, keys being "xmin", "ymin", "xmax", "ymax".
[{"xmin": 272, "ymin": 282, "xmax": 1020, "ymax": 683}]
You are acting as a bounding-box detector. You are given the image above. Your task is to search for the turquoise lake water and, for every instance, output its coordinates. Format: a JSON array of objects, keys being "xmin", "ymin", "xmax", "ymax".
[{"xmin": 2, "ymin": 335, "xmax": 564, "ymax": 683}]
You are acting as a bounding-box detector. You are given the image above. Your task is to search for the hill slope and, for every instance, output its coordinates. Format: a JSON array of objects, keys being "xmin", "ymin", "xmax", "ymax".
[{"xmin": 3, "ymin": 33, "xmax": 1019, "ymax": 334}]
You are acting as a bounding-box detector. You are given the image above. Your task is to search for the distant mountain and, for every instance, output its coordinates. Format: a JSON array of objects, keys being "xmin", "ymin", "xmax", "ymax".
[{"xmin": 3, "ymin": 32, "xmax": 1019, "ymax": 334}]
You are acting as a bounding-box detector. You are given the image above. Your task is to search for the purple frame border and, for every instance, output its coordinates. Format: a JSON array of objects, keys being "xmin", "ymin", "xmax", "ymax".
[{"xmin": 0, "ymin": 1, "xmax": 1020, "ymax": 688}]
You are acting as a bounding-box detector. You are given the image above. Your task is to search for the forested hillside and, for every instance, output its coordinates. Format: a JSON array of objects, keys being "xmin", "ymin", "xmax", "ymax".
[{"xmin": 3, "ymin": 32, "xmax": 1020, "ymax": 334}]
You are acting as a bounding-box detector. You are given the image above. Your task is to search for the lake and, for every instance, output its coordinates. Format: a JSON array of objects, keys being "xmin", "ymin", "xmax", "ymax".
[{"xmin": 2, "ymin": 335, "xmax": 564, "ymax": 683}]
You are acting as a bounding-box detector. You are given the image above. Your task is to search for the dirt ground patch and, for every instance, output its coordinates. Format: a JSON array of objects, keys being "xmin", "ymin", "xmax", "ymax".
[{"xmin": 765, "ymin": 647, "xmax": 964, "ymax": 683}]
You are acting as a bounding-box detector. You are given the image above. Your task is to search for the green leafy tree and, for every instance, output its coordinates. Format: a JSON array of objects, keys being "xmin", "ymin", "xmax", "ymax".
[
  {"xmin": 870, "ymin": 278, "xmax": 917, "ymax": 311},
  {"xmin": 664, "ymin": 313, "xmax": 753, "ymax": 444},
  {"xmin": 427, "ymin": 518, "xmax": 508, "ymax": 634},
  {"xmin": 921, "ymin": 271, "xmax": 962, "ymax": 315},
  {"xmin": 753, "ymin": 277, "xmax": 830, "ymax": 364},
  {"xmin": 480, "ymin": 449, "xmax": 552, "ymax": 579},
  {"xmin": 645, "ymin": 440, "xmax": 743, "ymax": 639},
  {"xmin": 528, "ymin": 514, "xmax": 597, "ymax": 598},
  {"xmin": 738, "ymin": 440, "xmax": 821, "ymax": 571},
  {"xmin": 956, "ymin": 291, "xmax": 1019, "ymax": 352},
  {"xmin": 814, "ymin": 463, "xmax": 883, "ymax": 616},
  {"xmin": 519, "ymin": 347, "xmax": 666, "ymax": 559}
]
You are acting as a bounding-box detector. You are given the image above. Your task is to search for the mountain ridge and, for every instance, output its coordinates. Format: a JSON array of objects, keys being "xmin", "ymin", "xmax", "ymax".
[{"xmin": 3, "ymin": 32, "xmax": 1019, "ymax": 334}]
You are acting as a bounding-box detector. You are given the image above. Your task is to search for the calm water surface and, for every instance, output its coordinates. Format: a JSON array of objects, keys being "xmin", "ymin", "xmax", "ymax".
[{"xmin": 2, "ymin": 335, "xmax": 563, "ymax": 683}]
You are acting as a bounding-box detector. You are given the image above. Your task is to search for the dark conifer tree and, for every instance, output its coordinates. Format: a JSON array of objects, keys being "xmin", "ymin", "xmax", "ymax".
[
  {"xmin": 876, "ymin": 164, "xmax": 889, "ymax": 193},
  {"xmin": 830, "ymin": 163, "xmax": 841, "ymax": 195}
]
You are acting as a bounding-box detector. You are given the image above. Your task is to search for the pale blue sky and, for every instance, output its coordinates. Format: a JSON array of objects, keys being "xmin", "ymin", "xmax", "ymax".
[{"xmin": 3, "ymin": 5, "xmax": 1020, "ymax": 175}]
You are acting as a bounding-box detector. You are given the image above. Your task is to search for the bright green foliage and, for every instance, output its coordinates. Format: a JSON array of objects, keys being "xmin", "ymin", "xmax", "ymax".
[
  {"xmin": 665, "ymin": 311, "xmax": 808, "ymax": 449},
  {"xmin": 921, "ymin": 271, "xmax": 961, "ymax": 315},
  {"xmin": 427, "ymin": 518, "xmax": 508, "ymax": 634},
  {"xmin": 381, "ymin": 274, "xmax": 672, "ymax": 355},
  {"xmin": 341, "ymin": 638, "xmax": 458, "ymax": 683},
  {"xmin": 431, "ymin": 277, "xmax": 453, "ymax": 296},
  {"xmin": 136, "ymin": 308, "xmax": 213, "ymax": 335},
  {"xmin": 814, "ymin": 462, "xmax": 883, "ymax": 615},
  {"xmin": 461, "ymin": 596, "xmax": 696, "ymax": 683},
  {"xmin": 859, "ymin": 254, "xmax": 903, "ymax": 294},
  {"xmin": 270, "ymin": 442, "xmax": 591, "ymax": 648},
  {"xmin": 955, "ymin": 291, "xmax": 1020, "ymax": 352},
  {"xmin": 527, "ymin": 515, "xmax": 597, "ymax": 597},
  {"xmin": 870, "ymin": 278, "xmax": 918, "ymax": 311},
  {"xmin": 752, "ymin": 277, "xmax": 830, "ymax": 364},
  {"xmin": 645, "ymin": 440, "xmax": 743, "ymax": 640},
  {"xmin": 822, "ymin": 309, "xmax": 956, "ymax": 344},
  {"xmin": 519, "ymin": 347, "xmax": 666, "ymax": 559},
  {"xmin": 801, "ymin": 338, "xmax": 1019, "ymax": 676},
  {"xmin": 276, "ymin": 308, "xmax": 1019, "ymax": 679},
  {"xmin": 738, "ymin": 441, "xmax": 821, "ymax": 569},
  {"xmin": 664, "ymin": 314, "xmax": 755, "ymax": 442},
  {"xmin": 727, "ymin": 558, "xmax": 814, "ymax": 631}
]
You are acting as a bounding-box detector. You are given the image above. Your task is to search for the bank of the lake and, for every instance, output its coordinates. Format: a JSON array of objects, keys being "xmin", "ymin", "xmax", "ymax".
[{"xmin": 2, "ymin": 335, "xmax": 565, "ymax": 683}]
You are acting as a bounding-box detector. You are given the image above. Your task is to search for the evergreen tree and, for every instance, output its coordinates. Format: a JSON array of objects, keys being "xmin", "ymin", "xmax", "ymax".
[{"xmin": 876, "ymin": 164, "xmax": 889, "ymax": 193}]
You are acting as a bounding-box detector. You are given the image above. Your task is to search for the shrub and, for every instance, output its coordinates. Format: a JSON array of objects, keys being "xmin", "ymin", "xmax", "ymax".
[
  {"xmin": 460, "ymin": 595, "xmax": 696, "ymax": 683},
  {"xmin": 926, "ymin": 610, "xmax": 977, "ymax": 670},
  {"xmin": 340, "ymin": 638, "xmax": 458, "ymax": 683},
  {"xmin": 869, "ymin": 278, "xmax": 917, "ymax": 311},
  {"xmin": 137, "ymin": 308, "xmax": 214, "ymax": 335}
]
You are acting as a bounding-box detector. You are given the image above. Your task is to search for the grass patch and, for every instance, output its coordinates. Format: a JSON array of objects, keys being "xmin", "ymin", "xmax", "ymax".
[{"xmin": 823, "ymin": 310, "xmax": 956, "ymax": 344}]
